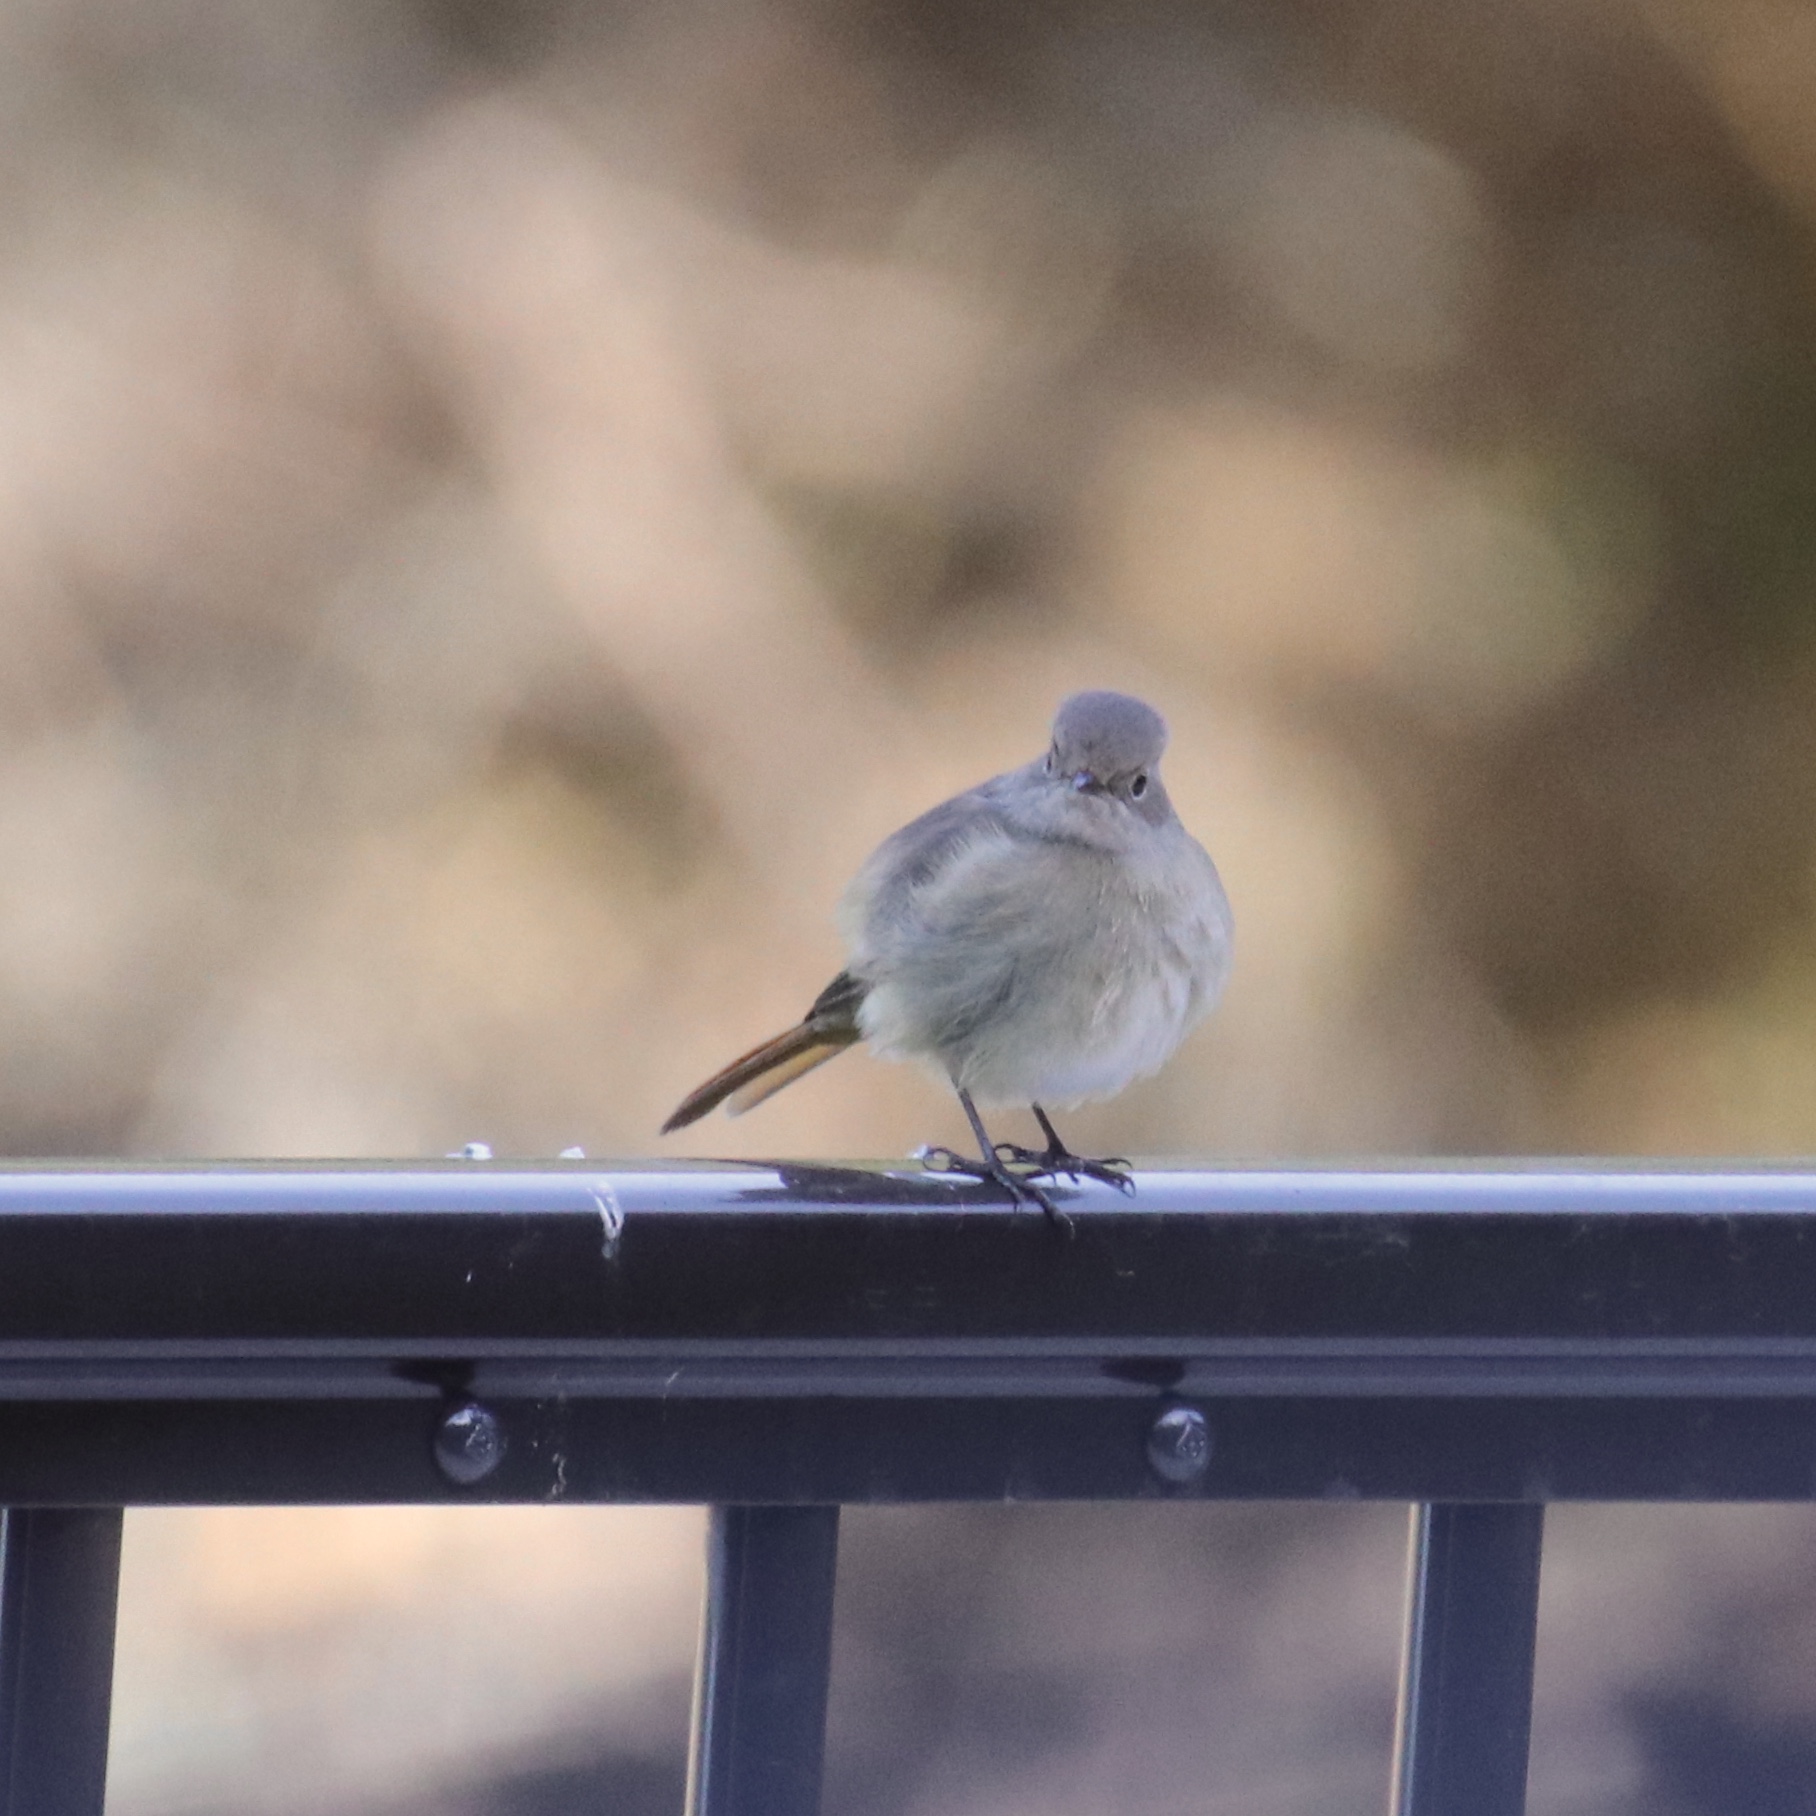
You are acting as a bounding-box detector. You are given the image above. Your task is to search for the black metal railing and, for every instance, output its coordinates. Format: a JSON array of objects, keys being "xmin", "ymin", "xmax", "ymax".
[{"xmin": 6, "ymin": 1158, "xmax": 1816, "ymax": 1815}]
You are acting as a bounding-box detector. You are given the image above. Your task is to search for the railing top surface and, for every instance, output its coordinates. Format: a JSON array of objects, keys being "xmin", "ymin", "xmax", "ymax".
[
  {"xmin": 6, "ymin": 1154, "xmax": 1816, "ymax": 1213},
  {"xmin": 0, "ymin": 1159, "xmax": 1813, "ymax": 1356}
]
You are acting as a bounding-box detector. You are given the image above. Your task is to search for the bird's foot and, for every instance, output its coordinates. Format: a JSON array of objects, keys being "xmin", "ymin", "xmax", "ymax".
[
  {"xmin": 993, "ymin": 1140, "xmax": 1136, "ymax": 1196},
  {"xmin": 919, "ymin": 1146, "xmax": 1073, "ymax": 1230}
]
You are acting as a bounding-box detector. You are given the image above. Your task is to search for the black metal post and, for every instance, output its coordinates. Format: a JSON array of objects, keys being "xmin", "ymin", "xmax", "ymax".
[
  {"xmin": 1390, "ymin": 1502, "xmax": 1544, "ymax": 1816},
  {"xmin": 0, "ymin": 1508, "xmax": 125, "ymax": 1816},
  {"xmin": 687, "ymin": 1505, "xmax": 841, "ymax": 1816}
]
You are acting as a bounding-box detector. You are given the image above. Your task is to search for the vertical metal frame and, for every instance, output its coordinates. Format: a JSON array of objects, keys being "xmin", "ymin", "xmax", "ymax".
[
  {"xmin": 0, "ymin": 1508, "xmax": 125, "ymax": 1816},
  {"xmin": 687, "ymin": 1505, "xmax": 842, "ymax": 1816},
  {"xmin": 1391, "ymin": 1502, "xmax": 1546, "ymax": 1816}
]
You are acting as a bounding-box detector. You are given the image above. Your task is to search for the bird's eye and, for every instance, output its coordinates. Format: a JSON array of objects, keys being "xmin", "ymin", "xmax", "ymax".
[
  {"xmin": 1044, "ymin": 750, "xmax": 1055, "ymax": 775},
  {"xmin": 1130, "ymin": 772, "xmax": 1149, "ymax": 798}
]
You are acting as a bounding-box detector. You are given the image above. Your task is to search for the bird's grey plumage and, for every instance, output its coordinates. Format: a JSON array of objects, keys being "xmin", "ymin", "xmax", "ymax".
[
  {"xmin": 663, "ymin": 691, "xmax": 1232, "ymax": 1159},
  {"xmin": 839, "ymin": 690, "xmax": 1230, "ymax": 1108}
]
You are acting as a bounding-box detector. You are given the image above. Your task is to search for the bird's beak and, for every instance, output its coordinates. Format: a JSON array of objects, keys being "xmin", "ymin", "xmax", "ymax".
[{"xmin": 1071, "ymin": 770, "xmax": 1096, "ymax": 792}]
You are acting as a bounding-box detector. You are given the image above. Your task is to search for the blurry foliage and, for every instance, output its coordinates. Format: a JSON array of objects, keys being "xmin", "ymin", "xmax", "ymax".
[{"xmin": 0, "ymin": 0, "xmax": 1813, "ymax": 1160}]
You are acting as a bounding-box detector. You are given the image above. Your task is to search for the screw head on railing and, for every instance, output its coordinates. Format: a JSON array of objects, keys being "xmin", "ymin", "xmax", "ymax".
[
  {"xmin": 435, "ymin": 1400, "xmax": 507, "ymax": 1485},
  {"xmin": 1146, "ymin": 1402, "xmax": 1211, "ymax": 1485}
]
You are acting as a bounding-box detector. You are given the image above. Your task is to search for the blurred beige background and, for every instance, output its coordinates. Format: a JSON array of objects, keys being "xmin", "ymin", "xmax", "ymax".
[{"xmin": 0, "ymin": 0, "xmax": 1807, "ymax": 1808}]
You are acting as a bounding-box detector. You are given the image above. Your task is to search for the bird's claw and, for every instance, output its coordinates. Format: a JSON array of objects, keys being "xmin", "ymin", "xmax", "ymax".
[
  {"xmin": 920, "ymin": 1146, "xmax": 1073, "ymax": 1231},
  {"xmin": 992, "ymin": 1142, "xmax": 1136, "ymax": 1195}
]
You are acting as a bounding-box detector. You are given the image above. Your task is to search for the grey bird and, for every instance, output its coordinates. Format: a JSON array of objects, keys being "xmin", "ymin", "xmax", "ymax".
[{"xmin": 662, "ymin": 691, "xmax": 1233, "ymax": 1217}]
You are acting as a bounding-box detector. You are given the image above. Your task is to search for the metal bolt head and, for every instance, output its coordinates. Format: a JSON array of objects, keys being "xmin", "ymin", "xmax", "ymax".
[
  {"xmin": 435, "ymin": 1401, "xmax": 506, "ymax": 1485},
  {"xmin": 1147, "ymin": 1403, "xmax": 1211, "ymax": 1484}
]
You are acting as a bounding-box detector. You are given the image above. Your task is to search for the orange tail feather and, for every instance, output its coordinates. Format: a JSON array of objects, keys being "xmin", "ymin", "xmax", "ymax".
[{"xmin": 662, "ymin": 1022, "xmax": 858, "ymax": 1133}]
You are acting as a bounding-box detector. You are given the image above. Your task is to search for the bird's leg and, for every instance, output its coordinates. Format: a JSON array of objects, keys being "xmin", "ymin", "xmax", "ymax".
[
  {"xmin": 921, "ymin": 1088, "xmax": 1069, "ymax": 1226},
  {"xmin": 993, "ymin": 1104, "xmax": 1136, "ymax": 1195}
]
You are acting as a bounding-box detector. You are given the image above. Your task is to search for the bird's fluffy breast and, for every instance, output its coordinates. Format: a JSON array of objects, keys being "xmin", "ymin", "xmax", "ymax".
[{"xmin": 847, "ymin": 820, "xmax": 1230, "ymax": 1106}]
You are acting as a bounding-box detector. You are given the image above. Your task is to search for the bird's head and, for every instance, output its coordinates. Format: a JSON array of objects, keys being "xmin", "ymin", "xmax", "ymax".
[{"xmin": 1043, "ymin": 691, "xmax": 1171, "ymax": 822}]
